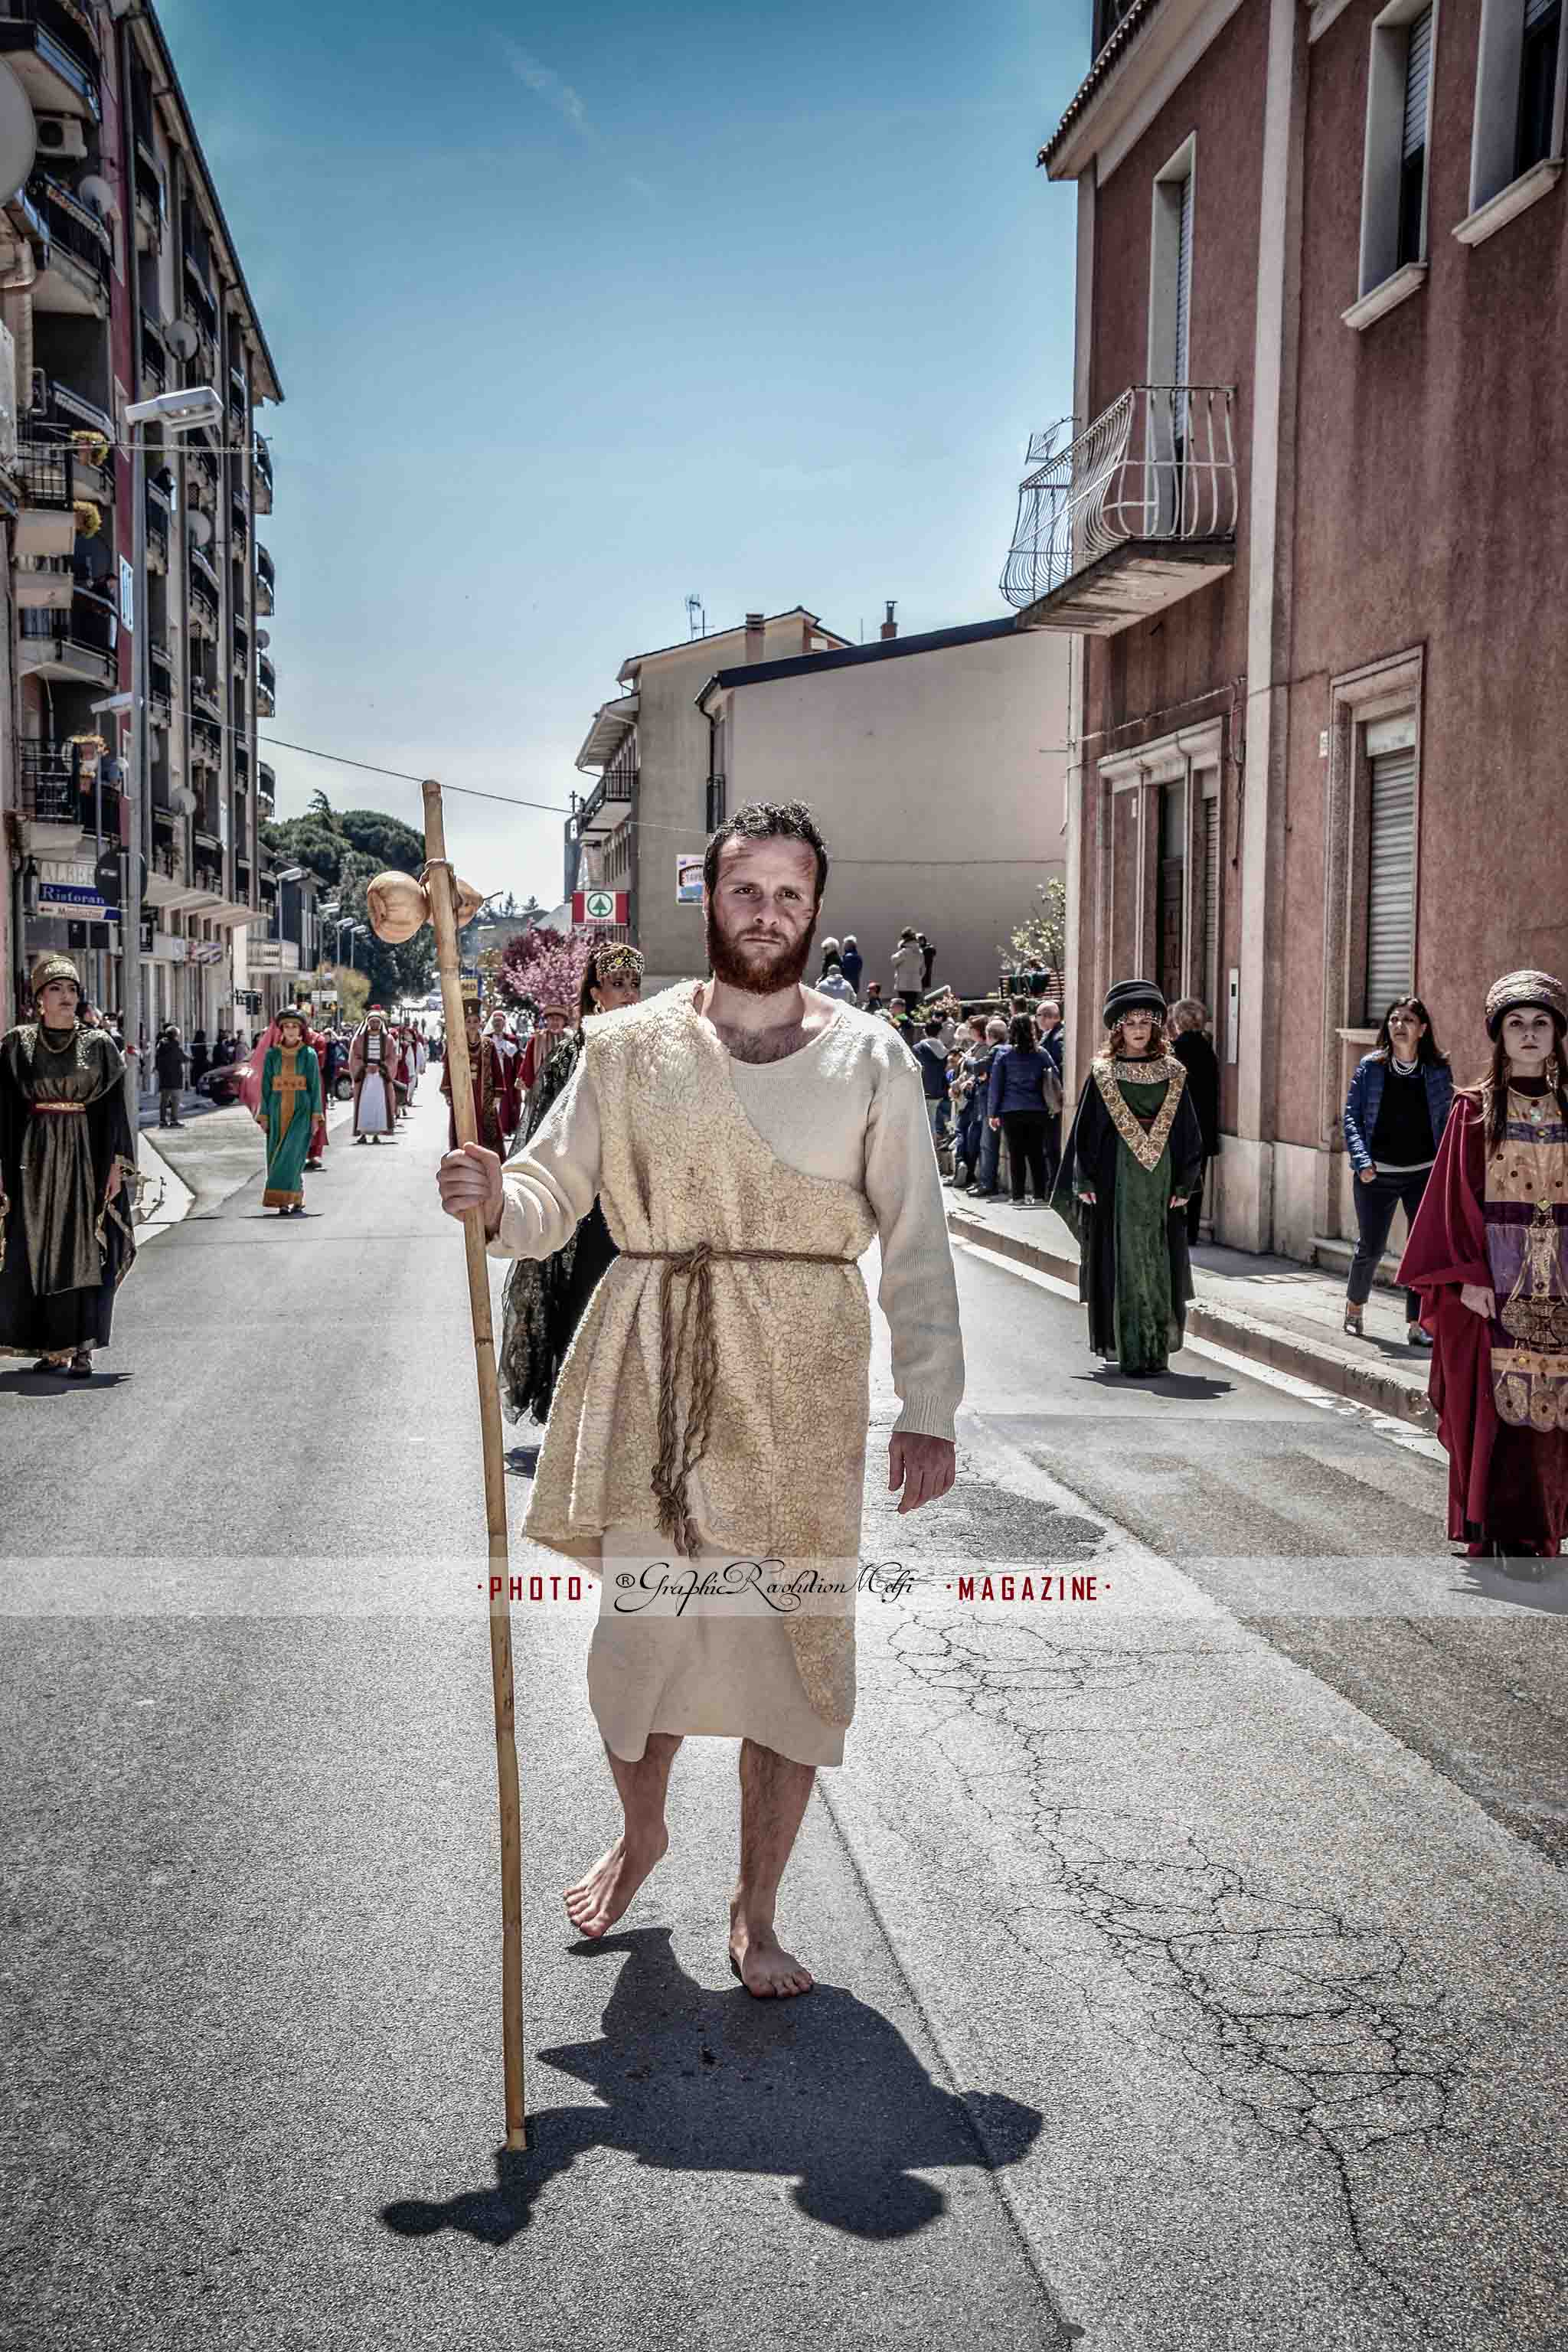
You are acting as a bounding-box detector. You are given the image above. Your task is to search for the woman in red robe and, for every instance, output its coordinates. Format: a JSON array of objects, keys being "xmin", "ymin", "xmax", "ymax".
[{"xmin": 1399, "ymin": 969, "xmax": 1568, "ymax": 1576}]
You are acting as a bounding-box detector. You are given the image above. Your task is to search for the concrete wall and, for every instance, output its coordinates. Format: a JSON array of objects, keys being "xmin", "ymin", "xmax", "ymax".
[
  {"xmin": 632, "ymin": 616, "xmax": 823, "ymax": 988},
  {"xmin": 716, "ymin": 629, "xmax": 1070, "ymax": 1001}
]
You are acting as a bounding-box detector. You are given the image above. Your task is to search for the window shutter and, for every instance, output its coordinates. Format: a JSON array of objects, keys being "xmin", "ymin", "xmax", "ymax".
[
  {"xmin": 1403, "ymin": 7, "xmax": 1432, "ymax": 158},
  {"xmin": 1174, "ymin": 173, "xmax": 1193, "ymax": 385},
  {"xmin": 1202, "ymin": 792, "xmax": 1220, "ymax": 1008},
  {"xmin": 1364, "ymin": 744, "xmax": 1416, "ymax": 1023}
]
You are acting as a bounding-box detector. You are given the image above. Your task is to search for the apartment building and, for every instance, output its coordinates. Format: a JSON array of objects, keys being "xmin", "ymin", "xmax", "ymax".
[
  {"xmin": 695, "ymin": 615, "xmax": 1070, "ymax": 998},
  {"xmin": 570, "ymin": 608, "xmax": 850, "ymax": 991},
  {"xmin": 0, "ymin": 0, "xmax": 281, "ymax": 1047},
  {"xmin": 1024, "ymin": 0, "xmax": 1568, "ymax": 1266}
]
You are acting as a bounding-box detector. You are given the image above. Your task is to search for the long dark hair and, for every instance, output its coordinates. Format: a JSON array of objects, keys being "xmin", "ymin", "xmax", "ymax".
[
  {"xmin": 1007, "ymin": 1014, "xmax": 1036, "ymax": 1052},
  {"xmin": 1463, "ymin": 1011, "xmax": 1568, "ymax": 1157},
  {"xmin": 1373, "ymin": 997, "xmax": 1449, "ymax": 1067}
]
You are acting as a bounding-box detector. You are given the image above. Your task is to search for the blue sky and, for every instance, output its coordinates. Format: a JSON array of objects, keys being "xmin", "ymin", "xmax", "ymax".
[{"xmin": 158, "ymin": 0, "xmax": 1089, "ymax": 903}]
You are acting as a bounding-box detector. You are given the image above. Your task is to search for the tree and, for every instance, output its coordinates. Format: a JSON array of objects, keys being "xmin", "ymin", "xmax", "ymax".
[
  {"xmin": 335, "ymin": 967, "xmax": 369, "ymax": 1026},
  {"xmin": 1000, "ymin": 875, "xmax": 1067, "ymax": 995},
  {"xmin": 262, "ymin": 797, "xmax": 436, "ymax": 1003},
  {"xmin": 520, "ymin": 895, "xmax": 545, "ymax": 928},
  {"xmin": 498, "ymin": 924, "xmax": 596, "ymax": 1013}
]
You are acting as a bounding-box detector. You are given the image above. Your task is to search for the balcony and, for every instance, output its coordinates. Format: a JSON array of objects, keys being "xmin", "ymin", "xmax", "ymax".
[
  {"xmin": 182, "ymin": 250, "xmax": 217, "ymax": 336},
  {"xmin": 1001, "ymin": 385, "xmax": 1238, "ymax": 635},
  {"xmin": 257, "ymin": 654, "xmax": 276, "ymax": 716},
  {"xmin": 232, "ymin": 620, "xmax": 250, "ymax": 670},
  {"xmin": 230, "ymin": 499, "xmax": 249, "ymax": 550},
  {"xmin": 145, "ymin": 481, "xmax": 170, "ymax": 569},
  {"xmin": 0, "ymin": 0, "xmax": 100, "ymax": 120},
  {"xmin": 29, "ymin": 172, "xmax": 111, "ymax": 315},
  {"xmin": 148, "ymin": 652, "xmax": 173, "ymax": 725},
  {"xmin": 187, "ymin": 438, "xmax": 219, "ymax": 494},
  {"xmin": 577, "ymin": 764, "xmax": 637, "ymax": 841},
  {"xmin": 257, "ymin": 760, "xmax": 276, "ymax": 811},
  {"xmin": 190, "ymin": 681, "xmax": 221, "ymax": 730},
  {"xmin": 14, "ymin": 439, "xmax": 75, "ymax": 557},
  {"xmin": 255, "ymin": 541, "xmax": 274, "ymax": 613},
  {"xmin": 253, "ymin": 433, "xmax": 273, "ymax": 514},
  {"xmin": 134, "ymin": 152, "xmax": 164, "ymax": 251},
  {"xmin": 13, "ymin": 551, "xmax": 74, "ymax": 609},
  {"xmin": 18, "ymin": 586, "xmax": 116, "ymax": 684},
  {"xmin": 140, "ymin": 310, "xmax": 168, "ymax": 394},
  {"xmin": 17, "ymin": 737, "xmax": 94, "ymax": 831}
]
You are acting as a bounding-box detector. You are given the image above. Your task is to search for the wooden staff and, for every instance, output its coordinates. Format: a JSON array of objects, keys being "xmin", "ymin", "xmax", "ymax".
[{"xmin": 367, "ymin": 781, "xmax": 526, "ymax": 2147}]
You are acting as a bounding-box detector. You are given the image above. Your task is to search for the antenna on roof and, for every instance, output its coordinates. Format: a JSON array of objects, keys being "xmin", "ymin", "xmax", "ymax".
[{"xmin": 685, "ymin": 594, "xmax": 705, "ymax": 640}]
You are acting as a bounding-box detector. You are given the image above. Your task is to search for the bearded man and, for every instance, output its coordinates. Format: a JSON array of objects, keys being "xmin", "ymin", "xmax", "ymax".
[{"xmin": 437, "ymin": 801, "xmax": 962, "ymax": 1998}]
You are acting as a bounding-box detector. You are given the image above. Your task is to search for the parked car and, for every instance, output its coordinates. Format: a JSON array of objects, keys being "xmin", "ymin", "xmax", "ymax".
[{"xmin": 197, "ymin": 1060, "xmax": 252, "ymax": 1108}]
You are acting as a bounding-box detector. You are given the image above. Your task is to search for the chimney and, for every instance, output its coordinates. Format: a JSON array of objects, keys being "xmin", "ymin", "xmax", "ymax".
[
  {"xmin": 744, "ymin": 611, "xmax": 766, "ymax": 664},
  {"xmin": 880, "ymin": 599, "xmax": 898, "ymax": 641}
]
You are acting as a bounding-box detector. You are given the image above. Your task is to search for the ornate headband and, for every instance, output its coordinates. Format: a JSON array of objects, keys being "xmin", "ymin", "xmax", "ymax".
[{"xmin": 590, "ymin": 943, "xmax": 645, "ymax": 985}]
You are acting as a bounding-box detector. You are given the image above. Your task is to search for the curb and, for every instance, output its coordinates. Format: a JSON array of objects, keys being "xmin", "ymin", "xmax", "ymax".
[{"xmin": 947, "ymin": 1208, "xmax": 1438, "ymax": 1433}]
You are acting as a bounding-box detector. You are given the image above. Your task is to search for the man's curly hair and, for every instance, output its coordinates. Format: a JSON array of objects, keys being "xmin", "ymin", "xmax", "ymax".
[{"xmin": 702, "ymin": 800, "xmax": 828, "ymax": 905}]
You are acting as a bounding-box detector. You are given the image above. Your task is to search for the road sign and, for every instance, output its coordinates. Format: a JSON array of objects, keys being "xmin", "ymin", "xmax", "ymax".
[
  {"xmin": 572, "ymin": 888, "xmax": 626, "ymax": 924},
  {"xmin": 675, "ymin": 856, "xmax": 704, "ymax": 904}
]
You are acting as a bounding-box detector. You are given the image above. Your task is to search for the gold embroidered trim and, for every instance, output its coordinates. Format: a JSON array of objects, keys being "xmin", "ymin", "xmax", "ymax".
[{"xmin": 1091, "ymin": 1054, "xmax": 1186, "ymax": 1172}]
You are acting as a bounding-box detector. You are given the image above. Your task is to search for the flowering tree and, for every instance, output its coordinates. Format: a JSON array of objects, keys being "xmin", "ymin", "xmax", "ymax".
[{"xmin": 498, "ymin": 924, "xmax": 596, "ymax": 1012}]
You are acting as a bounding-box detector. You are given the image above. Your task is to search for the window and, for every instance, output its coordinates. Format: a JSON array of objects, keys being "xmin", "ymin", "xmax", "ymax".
[
  {"xmin": 1398, "ymin": 8, "xmax": 1434, "ymax": 262},
  {"xmin": 1348, "ymin": 0, "xmax": 1436, "ymax": 316},
  {"xmin": 1198, "ymin": 774, "xmax": 1221, "ymax": 1021},
  {"xmin": 1148, "ymin": 136, "xmax": 1196, "ymax": 528},
  {"xmin": 1156, "ymin": 779, "xmax": 1187, "ymax": 1008},
  {"xmin": 1464, "ymin": 0, "xmax": 1568, "ymax": 227},
  {"xmin": 1361, "ymin": 719, "xmax": 1417, "ymax": 1024},
  {"xmin": 1519, "ymin": 0, "xmax": 1563, "ymax": 173}
]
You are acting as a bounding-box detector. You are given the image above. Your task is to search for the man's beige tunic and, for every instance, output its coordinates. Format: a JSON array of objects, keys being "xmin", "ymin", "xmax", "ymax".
[{"xmin": 485, "ymin": 983, "xmax": 964, "ymax": 1743}]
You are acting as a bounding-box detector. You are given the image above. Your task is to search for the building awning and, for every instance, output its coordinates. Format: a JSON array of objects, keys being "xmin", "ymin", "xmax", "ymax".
[{"xmin": 574, "ymin": 693, "xmax": 639, "ymax": 774}]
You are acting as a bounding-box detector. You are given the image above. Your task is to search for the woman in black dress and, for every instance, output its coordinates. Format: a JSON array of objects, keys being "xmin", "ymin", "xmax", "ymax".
[{"xmin": 0, "ymin": 955, "xmax": 138, "ymax": 1378}]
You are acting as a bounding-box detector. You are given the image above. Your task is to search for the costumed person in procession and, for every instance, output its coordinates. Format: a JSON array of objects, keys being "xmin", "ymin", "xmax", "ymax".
[
  {"xmin": 257, "ymin": 1005, "xmax": 324, "ymax": 1215},
  {"xmin": 1398, "ymin": 971, "xmax": 1568, "ymax": 1576},
  {"xmin": 0, "ymin": 955, "xmax": 138, "ymax": 1377},
  {"xmin": 1049, "ymin": 980, "xmax": 1204, "ymax": 1377},
  {"xmin": 498, "ymin": 940, "xmax": 644, "ymax": 1429},
  {"xmin": 302, "ymin": 1010, "xmax": 331, "ymax": 1172},
  {"xmin": 348, "ymin": 1007, "xmax": 397, "ymax": 1143},
  {"xmin": 439, "ymin": 998, "xmax": 518, "ymax": 1156},
  {"xmin": 438, "ymin": 802, "xmax": 962, "ymax": 1998}
]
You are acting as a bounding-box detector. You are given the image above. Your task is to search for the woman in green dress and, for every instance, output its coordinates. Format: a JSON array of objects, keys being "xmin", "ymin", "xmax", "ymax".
[
  {"xmin": 256, "ymin": 1007, "xmax": 323, "ymax": 1216},
  {"xmin": 0, "ymin": 953, "xmax": 138, "ymax": 1377},
  {"xmin": 1049, "ymin": 978, "xmax": 1204, "ymax": 1376}
]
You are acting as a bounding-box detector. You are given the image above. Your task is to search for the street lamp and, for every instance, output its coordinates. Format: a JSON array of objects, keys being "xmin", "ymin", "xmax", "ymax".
[{"xmin": 122, "ymin": 384, "xmax": 224, "ymax": 1122}]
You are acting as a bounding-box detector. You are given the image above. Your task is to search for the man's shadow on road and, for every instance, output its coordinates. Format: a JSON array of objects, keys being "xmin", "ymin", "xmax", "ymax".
[{"xmin": 381, "ymin": 1924, "xmax": 1041, "ymax": 2245}]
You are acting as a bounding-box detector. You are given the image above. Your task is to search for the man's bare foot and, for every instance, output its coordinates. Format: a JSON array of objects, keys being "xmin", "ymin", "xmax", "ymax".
[
  {"xmin": 563, "ymin": 1828, "xmax": 668, "ymax": 1939},
  {"xmin": 728, "ymin": 1913, "xmax": 813, "ymax": 1998}
]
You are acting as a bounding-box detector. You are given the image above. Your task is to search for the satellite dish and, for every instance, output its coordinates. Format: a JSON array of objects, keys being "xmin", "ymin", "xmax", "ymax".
[
  {"xmin": 172, "ymin": 784, "xmax": 198, "ymax": 816},
  {"xmin": 187, "ymin": 508, "xmax": 213, "ymax": 547},
  {"xmin": 79, "ymin": 173, "xmax": 118, "ymax": 218},
  {"xmin": 255, "ymin": 629, "xmax": 270, "ymax": 649},
  {"xmin": 165, "ymin": 318, "xmax": 199, "ymax": 358},
  {"xmin": 0, "ymin": 63, "xmax": 35, "ymax": 210}
]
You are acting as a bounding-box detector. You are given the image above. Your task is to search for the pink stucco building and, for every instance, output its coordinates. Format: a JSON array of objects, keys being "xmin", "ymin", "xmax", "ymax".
[{"xmin": 1021, "ymin": 0, "xmax": 1568, "ymax": 1266}]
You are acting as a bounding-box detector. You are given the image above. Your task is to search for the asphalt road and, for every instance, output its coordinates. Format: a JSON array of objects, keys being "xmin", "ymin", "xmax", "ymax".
[{"xmin": 3, "ymin": 1084, "xmax": 1565, "ymax": 2351}]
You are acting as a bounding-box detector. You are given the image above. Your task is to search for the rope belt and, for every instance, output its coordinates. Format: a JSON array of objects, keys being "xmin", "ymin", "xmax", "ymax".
[
  {"xmin": 619, "ymin": 1240, "xmax": 858, "ymax": 1558},
  {"xmin": 31, "ymin": 1102, "xmax": 86, "ymax": 1113}
]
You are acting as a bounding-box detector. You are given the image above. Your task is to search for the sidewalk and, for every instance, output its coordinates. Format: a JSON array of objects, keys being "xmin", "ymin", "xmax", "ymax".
[
  {"xmin": 139, "ymin": 1095, "xmax": 357, "ymax": 1219},
  {"xmin": 947, "ymin": 1186, "xmax": 1437, "ymax": 1429}
]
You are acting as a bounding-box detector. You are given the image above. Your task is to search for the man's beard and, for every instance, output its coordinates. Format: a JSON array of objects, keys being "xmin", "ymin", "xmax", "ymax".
[{"xmin": 705, "ymin": 902, "xmax": 818, "ymax": 997}]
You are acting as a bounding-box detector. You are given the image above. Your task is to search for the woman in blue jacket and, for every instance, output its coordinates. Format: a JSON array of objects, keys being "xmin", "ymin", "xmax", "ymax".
[
  {"xmin": 1341, "ymin": 997, "xmax": 1453, "ymax": 1344},
  {"xmin": 986, "ymin": 1014, "xmax": 1061, "ymax": 1204}
]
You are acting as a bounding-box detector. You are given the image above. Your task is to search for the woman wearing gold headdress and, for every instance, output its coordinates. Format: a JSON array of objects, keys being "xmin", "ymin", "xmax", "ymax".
[
  {"xmin": 1400, "ymin": 969, "xmax": 1568, "ymax": 1575},
  {"xmin": 0, "ymin": 955, "xmax": 138, "ymax": 1377},
  {"xmin": 499, "ymin": 939, "xmax": 643, "ymax": 1424}
]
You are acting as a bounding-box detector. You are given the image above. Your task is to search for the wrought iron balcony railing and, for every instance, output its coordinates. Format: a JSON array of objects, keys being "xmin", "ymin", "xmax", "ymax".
[
  {"xmin": 1001, "ymin": 385, "xmax": 1238, "ymax": 615},
  {"xmin": 29, "ymin": 171, "xmax": 111, "ymax": 294}
]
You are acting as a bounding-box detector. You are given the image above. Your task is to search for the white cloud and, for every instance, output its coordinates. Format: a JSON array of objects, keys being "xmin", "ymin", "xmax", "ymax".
[{"xmin": 499, "ymin": 40, "xmax": 592, "ymax": 140}]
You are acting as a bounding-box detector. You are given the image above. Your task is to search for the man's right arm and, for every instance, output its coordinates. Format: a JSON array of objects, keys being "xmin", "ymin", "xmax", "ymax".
[{"xmin": 437, "ymin": 1054, "xmax": 602, "ymax": 1256}]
